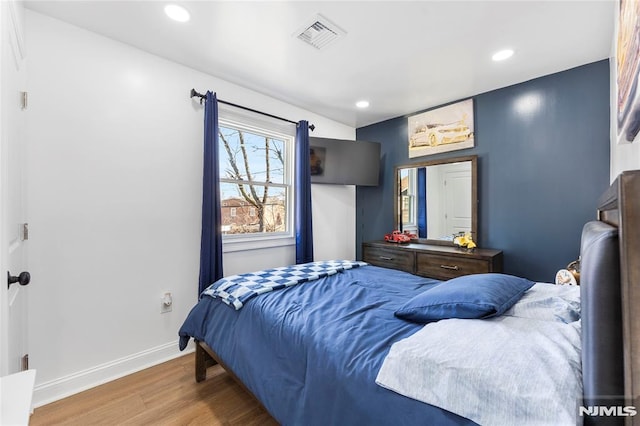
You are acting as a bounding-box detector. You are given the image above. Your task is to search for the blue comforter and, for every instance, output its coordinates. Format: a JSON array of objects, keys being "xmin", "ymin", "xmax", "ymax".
[{"xmin": 178, "ymin": 265, "xmax": 476, "ymax": 426}]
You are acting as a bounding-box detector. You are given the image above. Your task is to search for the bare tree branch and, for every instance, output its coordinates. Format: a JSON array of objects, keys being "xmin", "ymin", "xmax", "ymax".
[{"xmin": 219, "ymin": 127, "xmax": 285, "ymax": 234}]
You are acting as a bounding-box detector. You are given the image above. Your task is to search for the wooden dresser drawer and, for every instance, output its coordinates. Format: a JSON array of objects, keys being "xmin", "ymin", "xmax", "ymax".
[
  {"xmin": 361, "ymin": 241, "xmax": 502, "ymax": 280},
  {"xmin": 416, "ymin": 253, "xmax": 491, "ymax": 280},
  {"xmin": 362, "ymin": 244, "xmax": 414, "ymax": 274}
]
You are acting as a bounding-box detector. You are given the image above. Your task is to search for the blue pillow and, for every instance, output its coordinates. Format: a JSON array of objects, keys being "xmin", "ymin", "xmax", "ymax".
[{"xmin": 395, "ymin": 273, "xmax": 534, "ymax": 323}]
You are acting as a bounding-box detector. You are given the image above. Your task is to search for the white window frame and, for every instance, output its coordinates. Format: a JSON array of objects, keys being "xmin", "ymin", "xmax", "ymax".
[
  {"xmin": 217, "ymin": 105, "xmax": 296, "ymax": 253},
  {"xmin": 400, "ymin": 168, "xmax": 417, "ymax": 229}
]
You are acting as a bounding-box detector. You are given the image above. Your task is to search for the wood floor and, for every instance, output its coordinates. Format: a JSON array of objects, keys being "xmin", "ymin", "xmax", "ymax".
[{"xmin": 30, "ymin": 354, "xmax": 279, "ymax": 425}]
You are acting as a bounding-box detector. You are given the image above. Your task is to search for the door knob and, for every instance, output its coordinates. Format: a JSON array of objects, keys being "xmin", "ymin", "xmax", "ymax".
[{"xmin": 7, "ymin": 271, "xmax": 30, "ymax": 289}]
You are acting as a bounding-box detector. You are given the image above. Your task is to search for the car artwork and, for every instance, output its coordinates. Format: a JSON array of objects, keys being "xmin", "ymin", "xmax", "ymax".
[{"xmin": 409, "ymin": 120, "xmax": 473, "ymax": 148}]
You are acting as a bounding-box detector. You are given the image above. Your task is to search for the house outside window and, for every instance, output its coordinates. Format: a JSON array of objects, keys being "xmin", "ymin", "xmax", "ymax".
[
  {"xmin": 400, "ymin": 168, "xmax": 416, "ymax": 228},
  {"xmin": 217, "ymin": 106, "xmax": 295, "ymax": 252}
]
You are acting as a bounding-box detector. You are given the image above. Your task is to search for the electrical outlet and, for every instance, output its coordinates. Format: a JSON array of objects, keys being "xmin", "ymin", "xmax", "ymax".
[{"xmin": 160, "ymin": 292, "xmax": 172, "ymax": 314}]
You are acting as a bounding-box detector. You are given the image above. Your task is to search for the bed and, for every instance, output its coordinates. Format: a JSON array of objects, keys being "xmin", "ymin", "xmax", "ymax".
[{"xmin": 178, "ymin": 170, "xmax": 640, "ymax": 425}]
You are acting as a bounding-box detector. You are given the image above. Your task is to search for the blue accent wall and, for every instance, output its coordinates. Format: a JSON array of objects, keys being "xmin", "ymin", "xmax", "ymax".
[{"xmin": 356, "ymin": 60, "xmax": 610, "ymax": 282}]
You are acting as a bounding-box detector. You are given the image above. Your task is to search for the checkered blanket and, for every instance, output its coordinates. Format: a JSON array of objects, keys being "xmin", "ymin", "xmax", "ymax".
[{"xmin": 201, "ymin": 260, "xmax": 368, "ymax": 310}]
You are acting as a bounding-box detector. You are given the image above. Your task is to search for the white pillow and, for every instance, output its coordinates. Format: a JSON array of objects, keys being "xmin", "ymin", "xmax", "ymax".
[{"xmin": 502, "ymin": 282, "xmax": 580, "ymax": 323}]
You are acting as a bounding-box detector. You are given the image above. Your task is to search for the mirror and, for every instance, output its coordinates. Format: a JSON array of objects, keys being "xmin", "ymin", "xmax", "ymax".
[{"xmin": 395, "ymin": 155, "xmax": 477, "ymax": 245}]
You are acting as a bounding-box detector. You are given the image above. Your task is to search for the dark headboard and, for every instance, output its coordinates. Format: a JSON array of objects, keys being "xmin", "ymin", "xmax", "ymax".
[
  {"xmin": 581, "ymin": 220, "xmax": 624, "ymax": 419},
  {"xmin": 582, "ymin": 170, "xmax": 640, "ymax": 425}
]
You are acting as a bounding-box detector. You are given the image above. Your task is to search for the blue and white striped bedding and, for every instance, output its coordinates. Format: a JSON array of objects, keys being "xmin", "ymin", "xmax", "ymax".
[{"xmin": 201, "ymin": 260, "xmax": 367, "ymax": 310}]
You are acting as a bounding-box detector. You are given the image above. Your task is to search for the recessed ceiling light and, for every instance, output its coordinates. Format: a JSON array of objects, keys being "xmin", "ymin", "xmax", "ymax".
[
  {"xmin": 492, "ymin": 49, "xmax": 514, "ymax": 61},
  {"xmin": 356, "ymin": 100, "xmax": 370, "ymax": 109},
  {"xmin": 164, "ymin": 4, "xmax": 190, "ymax": 22}
]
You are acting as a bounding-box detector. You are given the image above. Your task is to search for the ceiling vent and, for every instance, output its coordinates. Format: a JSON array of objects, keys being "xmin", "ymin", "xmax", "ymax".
[{"xmin": 295, "ymin": 14, "xmax": 346, "ymax": 50}]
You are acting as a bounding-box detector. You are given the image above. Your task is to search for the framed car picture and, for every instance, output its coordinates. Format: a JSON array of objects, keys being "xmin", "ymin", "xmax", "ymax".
[{"xmin": 408, "ymin": 98, "xmax": 475, "ymax": 158}]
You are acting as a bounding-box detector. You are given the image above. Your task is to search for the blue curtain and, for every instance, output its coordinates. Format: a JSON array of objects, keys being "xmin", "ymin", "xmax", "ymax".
[
  {"xmin": 198, "ymin": 91, "xmax": 224, "ymax": 294},
  {"xmin": 417, "ymin": 167, "xmax": 427, "ymax": 238},
  {"xmin": 295, "ymin": 120, "xmax": 314, "ymax": 264}
]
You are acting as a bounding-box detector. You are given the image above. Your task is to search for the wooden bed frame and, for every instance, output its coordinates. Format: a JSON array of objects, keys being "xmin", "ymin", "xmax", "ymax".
[
  {"xmin": 597, "ymin": 170, "xmax": 640, "ymax": 425},
  {"xmin": 194, "ymin": 169, "xmax": 640, "ymax": 424},
  {"xmin": 195, "ymin": 341, "xmax": 251, "ymax": 391}
]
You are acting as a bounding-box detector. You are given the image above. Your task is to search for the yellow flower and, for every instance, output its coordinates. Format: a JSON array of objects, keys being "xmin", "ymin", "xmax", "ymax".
[{"xmin": 454, "ymin": 232, "xmax": 475, "ymax": 249}]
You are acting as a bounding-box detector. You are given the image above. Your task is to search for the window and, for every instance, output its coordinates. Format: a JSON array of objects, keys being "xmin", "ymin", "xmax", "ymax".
[
  {"xmin": 217, "ymin": 108, "xmax": 295, "ymax": 251},
  {"xmin": 400, "ymin": 168, "xmax": 416, "ymax": 228}
]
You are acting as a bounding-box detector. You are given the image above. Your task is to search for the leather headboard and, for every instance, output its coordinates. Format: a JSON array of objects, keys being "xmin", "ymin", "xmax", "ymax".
[{"xmin": 580, "ymin": 221, "xmax": 624, "ymax": 424}]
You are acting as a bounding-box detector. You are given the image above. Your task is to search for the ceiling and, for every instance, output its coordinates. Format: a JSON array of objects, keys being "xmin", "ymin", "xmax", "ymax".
[{"xmin": 24, "ymin": 1, "xmax": 616, "ymax": 128}]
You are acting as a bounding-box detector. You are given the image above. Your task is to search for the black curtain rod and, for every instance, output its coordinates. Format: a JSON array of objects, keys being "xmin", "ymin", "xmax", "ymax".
[{"xmin": 190, "ymin": 89, "xmax": 315, "ymax": 131}]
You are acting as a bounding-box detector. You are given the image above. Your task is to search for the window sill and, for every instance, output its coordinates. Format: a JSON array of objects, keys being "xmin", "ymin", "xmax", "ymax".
[{"xmin": 222, "ymin": 235, "xmax": 295, "ymax": 253}]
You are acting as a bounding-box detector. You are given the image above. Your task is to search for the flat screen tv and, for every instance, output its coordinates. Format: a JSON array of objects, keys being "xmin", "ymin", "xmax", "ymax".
[{"xmin": 309, "ymin": 137, "xmax": 380, "ymax": 186}]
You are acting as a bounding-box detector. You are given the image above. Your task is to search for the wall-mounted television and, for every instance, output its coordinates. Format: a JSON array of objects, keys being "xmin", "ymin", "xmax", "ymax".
[{"xmin": 309, "ymin": 137, "xmax": 380, "ymax": 186}]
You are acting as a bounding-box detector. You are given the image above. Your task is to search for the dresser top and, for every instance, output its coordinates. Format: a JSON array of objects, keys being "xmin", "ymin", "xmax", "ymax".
[{"xmin": 364, "ymin": 240, "xmax": 502, "ymax": 259}]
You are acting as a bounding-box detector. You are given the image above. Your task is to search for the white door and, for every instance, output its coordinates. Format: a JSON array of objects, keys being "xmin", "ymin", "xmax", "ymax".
[
  {"xmin": 443, "ymin": 165, "xmax": 472, "ymax": 236},
  {"xmin": 1, "ymin": 0, "xmax": 29, "ymax": 376}
]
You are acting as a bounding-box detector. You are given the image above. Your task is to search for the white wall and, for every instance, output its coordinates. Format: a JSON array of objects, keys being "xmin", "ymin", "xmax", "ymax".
[{"xmin": 25, "ymin": 10, "xmax": 355, "ymax": 406}]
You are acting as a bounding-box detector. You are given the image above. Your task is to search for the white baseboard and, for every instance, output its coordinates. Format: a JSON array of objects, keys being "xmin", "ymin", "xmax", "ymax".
[{"xmin": 32, "ymin": 340, "xmax": 195, "ymax": 408}]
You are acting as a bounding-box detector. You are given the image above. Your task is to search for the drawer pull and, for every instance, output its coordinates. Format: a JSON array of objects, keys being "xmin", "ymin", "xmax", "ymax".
[
  {"xmin": 380, "ymin": 256, "xmax": 393, "ymax": 261},
  {"xmin": 440, "ymin": 264, "xmax": 460, "ymax": 271}
]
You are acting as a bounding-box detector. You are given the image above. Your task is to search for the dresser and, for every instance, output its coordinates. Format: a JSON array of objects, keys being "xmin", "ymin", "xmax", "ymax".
[{"xmin": 362, "ymin": 241, "xmax": 503, "ymax": 281}]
